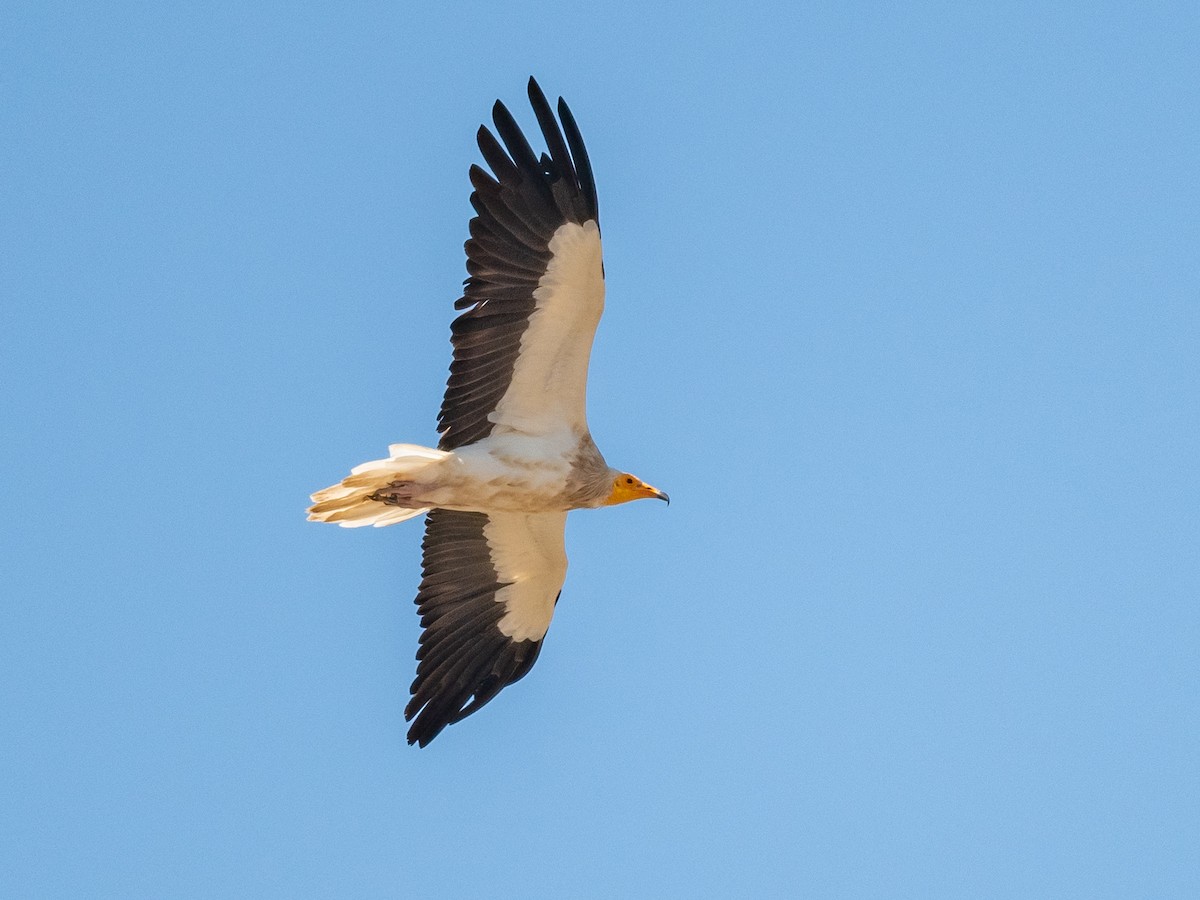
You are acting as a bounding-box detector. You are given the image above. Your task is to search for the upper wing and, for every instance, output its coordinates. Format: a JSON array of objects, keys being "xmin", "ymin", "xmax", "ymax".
[
  {"xmin": 437, "ymin": 77, "xmax": 605, "ymax": 450},
  {"xmin": 405, "ymin": 508, "xmax": 568, "ymax": 747}
]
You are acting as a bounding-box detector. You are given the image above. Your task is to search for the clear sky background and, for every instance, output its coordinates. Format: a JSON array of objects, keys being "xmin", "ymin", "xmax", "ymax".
[{"xmin": 3, "ymin": 2, "xmax": 1197, "ymax": 897}]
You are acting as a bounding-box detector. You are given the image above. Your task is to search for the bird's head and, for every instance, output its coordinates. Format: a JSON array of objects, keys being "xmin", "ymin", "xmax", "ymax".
[{"xmin": 603, "ymin": 472, "xmax": 669, "ymax": 506}]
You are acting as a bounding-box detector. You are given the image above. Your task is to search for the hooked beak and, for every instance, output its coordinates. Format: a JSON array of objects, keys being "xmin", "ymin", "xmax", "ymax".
[{"xmin": 610, "ymin": 478, "xmax": 671, "ymax": 507}]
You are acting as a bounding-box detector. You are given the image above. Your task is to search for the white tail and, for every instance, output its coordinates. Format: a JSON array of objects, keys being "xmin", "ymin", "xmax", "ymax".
[{"xmin": 307, "ymin": 443, "xmax": 448, "ymax": 528}]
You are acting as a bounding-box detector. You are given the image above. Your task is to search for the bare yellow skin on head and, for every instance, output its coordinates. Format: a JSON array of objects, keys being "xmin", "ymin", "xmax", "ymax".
[{"xmin": 604, "ymin": 473, "xmax": 669, "ymax": 506}]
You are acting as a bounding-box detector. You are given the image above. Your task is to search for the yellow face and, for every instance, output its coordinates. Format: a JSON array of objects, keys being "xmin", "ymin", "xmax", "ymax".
[{"xmin": 604, "ymin": 473, "xmax": 670, "ymax": 506}]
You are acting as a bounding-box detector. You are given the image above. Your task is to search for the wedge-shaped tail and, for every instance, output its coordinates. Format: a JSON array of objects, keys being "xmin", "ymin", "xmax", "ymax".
[{"xmin": 307, "ymin": 443, "xmax": 447, "ymax": 528}]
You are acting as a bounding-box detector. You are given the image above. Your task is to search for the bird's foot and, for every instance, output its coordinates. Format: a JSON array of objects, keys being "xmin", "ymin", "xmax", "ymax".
[{"xmin": 369, "ymin": 481, "xmax": 420, "ymax": 508}]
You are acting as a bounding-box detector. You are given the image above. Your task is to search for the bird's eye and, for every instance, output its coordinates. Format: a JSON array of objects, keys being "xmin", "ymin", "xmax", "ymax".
[{"xmin": 625, "ymin": 477, "xmax": 633, "ymax": 485}]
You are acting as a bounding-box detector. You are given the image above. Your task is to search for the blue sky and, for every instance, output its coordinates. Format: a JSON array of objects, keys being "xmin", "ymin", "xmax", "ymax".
[{"xmin": 3, "ymin": 1, "xmax": 1197, "ymax": 896}]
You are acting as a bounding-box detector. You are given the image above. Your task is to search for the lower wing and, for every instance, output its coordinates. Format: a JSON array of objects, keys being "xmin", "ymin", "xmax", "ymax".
[{"xmin": 405, "ymin": 508, "xmax": 569, "ymax": 746}]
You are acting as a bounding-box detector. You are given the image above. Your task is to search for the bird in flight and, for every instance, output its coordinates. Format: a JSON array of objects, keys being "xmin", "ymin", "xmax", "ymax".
[{"xmin": 308, "ymin": 78, "xmax": 668, "ymax": 747}]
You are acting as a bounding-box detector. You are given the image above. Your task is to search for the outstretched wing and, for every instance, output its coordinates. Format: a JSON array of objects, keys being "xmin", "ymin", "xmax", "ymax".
[
  {"xmin": 438, "ymin": 77, "xmax": 605, "ymax": 450},
  {"xmin": 405, "ymin": 508, "xmax": 569, "ymax": 746}
]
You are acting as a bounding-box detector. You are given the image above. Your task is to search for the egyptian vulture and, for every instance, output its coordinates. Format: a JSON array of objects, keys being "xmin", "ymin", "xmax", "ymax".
[{"xmin": 308, "ymin": 79, "xmax": 667, "ymax": 747}]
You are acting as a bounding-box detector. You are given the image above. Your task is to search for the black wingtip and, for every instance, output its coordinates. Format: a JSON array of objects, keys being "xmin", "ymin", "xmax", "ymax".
[
  {"xmin": 406, "ymin": 719, "xmax": 442, "ymax": 748},
  {"xmin": 555, "ymin": 96, "xmax": 598, "ymax": 223},
  {"xmin": 526, "ymin": 77, "xmax": 550, "ymax": 118}
]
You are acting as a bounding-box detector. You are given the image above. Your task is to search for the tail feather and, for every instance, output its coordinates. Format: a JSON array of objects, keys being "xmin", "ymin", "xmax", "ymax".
[
  {"xmin": 371, "ymin": 507, "xmax": 428, "ymax": 528},
  {"xmin": 322, "ymin": 504, "xmax": 430, "ymax": 528},
  {"xmin": 307, "ymin": 443, "xmax": 447, "ymax": 529},
  {"xmin": 340, "ymin": 470, "xmax": 401, "ymax": 489}
]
